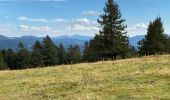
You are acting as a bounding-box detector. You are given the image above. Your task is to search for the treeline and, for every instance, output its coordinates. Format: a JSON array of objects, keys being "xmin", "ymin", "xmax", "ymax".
[
  {"xmin": 0, "ymin": 35, "xmax": 82, "ymax": 70},
  {"xmin": 0, "ymin": 0, "xmax": 170, "ymax": 70}
]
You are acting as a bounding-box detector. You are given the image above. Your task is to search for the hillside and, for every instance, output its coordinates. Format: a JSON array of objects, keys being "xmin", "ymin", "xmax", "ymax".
[{"xmin": 0, "ymin": 55, "xmax": 170, "ymax": 100}]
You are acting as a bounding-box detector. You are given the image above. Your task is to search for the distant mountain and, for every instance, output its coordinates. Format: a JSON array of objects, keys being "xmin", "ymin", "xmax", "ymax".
[
  {"xmin": 129, "ymin": 35, "xmax": 145, "ymax": 47},
  {"xmin": 52, "ymin": 35, "xmax": 92, "ymax": 51},
  {"xmin": 0, "ymin": 35, "xmax": 92, "ymax": 51},
  {"xmin": 0, "ymin": 35, "xmax": 8, "ymax": 41},
  {"xmin": 0, "ymin": 35, "xmax": 144, "ymax": 51}
]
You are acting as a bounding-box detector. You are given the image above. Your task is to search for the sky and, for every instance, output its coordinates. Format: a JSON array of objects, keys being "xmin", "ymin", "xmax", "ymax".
[{"xmin": 0, "ymin": 0, "xmax": 170, "ymax": 37}]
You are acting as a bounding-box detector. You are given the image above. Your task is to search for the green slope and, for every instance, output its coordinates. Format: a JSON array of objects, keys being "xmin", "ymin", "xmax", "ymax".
[{"xmin": 0, "ymin": 55, "xmax": 170, "ymax": 100}]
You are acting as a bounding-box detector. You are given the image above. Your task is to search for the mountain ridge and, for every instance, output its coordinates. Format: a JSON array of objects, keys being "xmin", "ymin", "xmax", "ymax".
[{"xmin": 0, "ymin": 35, "xmax": 144, "ymax": 50}]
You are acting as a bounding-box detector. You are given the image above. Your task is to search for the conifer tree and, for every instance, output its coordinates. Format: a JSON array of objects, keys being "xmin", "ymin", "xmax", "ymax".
[
  {"xmin": 87, "ymin": 35, "xmax": 105, "ymax": 61},
  {"xmin": 165, "ymin": 36, "xmax": 170, "ymax": 53},
  {"xmin": 16, "ymin": 41, "xmax": 31, "ymax": 69},
  {"xmin": 82, "ymin": 41, "xmax": 89, "ymax": 61},
  {"xmin": 88, "ymin": 0, "xmax": 129, "ymax": 60},
  {"xmin": 0, "ymin": 51, "xmax": 7, "ymax": 70},
  {"xmin": 67, "ymin": 45, "xmax": 81, "ymax": 64},
  {"xmin": 31, "ymin": 41, "xmax": 44, "ymax": 67},
  {"xmin": 42, "ymin": 35, "xmax": 59, "ymax": 66},
  {"xmin": 58, "ymin": 43, "xmax": 67, "ymax": 64},
  {"xmin": 138, "ymin": 17, "xmax": 167, "ymax": 55},
  {"xmin": 1, "ymin": 49, "xmax": 16, "ymax": 70}
]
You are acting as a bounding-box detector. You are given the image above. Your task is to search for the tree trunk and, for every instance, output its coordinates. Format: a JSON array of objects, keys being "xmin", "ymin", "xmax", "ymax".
[{"xmin": 113, "ymin": 54, "xmax": 116, "ymax": 60}]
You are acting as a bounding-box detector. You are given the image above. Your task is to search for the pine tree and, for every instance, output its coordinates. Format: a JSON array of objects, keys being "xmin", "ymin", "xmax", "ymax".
[
  {"xmin": 129, "ymin": 46, "xmax": 138, "ymax": 57},
  {"xmin": 0, "ymin": 51, "xmax": 7, "ymax": 70},
  {"xmin": 87, "ymin": 35, "xmax": 105, "ymax": 61},
  {"xmin": 58, "ymin": 43, "xmax": 67, "ymax": 64},
  {"xmin": 82, "ymin": 41, "xmax": 89, "ymax": 61},
  {"xmin": 165, "ymin": 36, "xmax": 170, "ymax": 53},
  {"xmin": 16, "ymin": 41, "xmax": 31, "ymax": 69},
  {"xmin": 31, "ymin": 41, "xmax": 44, "ymax": 67},
  {"xmin": 67, "ymin": 45, "xmax": 81, "ymax": 64},
  {"xmin": 88, "ymin": 0, "xmax": 129, "ymax": 60},
  {"xmin": 42, "ymin": 35, "xmax": 59, "ymax": 66},
  {"xmin": 1, "ymin": 49, "xmax": 16, "ymax": 70},
  {"xmin": 73, "ymin": 45, "xmax": 81, "ymax": 63},
  {"xmin": 138, "ymin": 17, "xmax": 167, "ymax": 55}
]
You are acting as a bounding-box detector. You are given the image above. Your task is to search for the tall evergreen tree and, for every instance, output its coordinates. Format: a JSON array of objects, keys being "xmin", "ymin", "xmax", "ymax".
[
  {"xmin": 0, "ymin": 51, "xmax": 7, "ymax": 70},
  {"xmin": 88, "ymin": 0, "xmax": 129, "ymax": 60},
  {"xmin": 138, "ymin": 17, "xmax": 167, "ymax": 55},
  {"xmin": 86, "ymin": 35, "xmax": 105, "ymax": 61},
  {"xmin": 165, "ymin": 36, "xmax": 170, "ymax": 53},
  {"xmin": 67, "ymin": 45, "xmax": 81, "ymax": 64},
  {"xmin": 82, "ymin": 41, "xmax": 89, "ymax": 61},
  {"xmin": 31, "ymin": 41, "xmax": 44, "ymax": 67},
  {"xmin": 1, "ymin": 49, "xmax": 16, "ymax": 70},
  {"xmin": 128, "ymin": 46, "xmax": 138, "ymax": 58},
  {"xmin": 42, "ymin": 35, "xmax": 59, "ymax": 66},
  {"xmin": 16, "ymin": 41, "xmax": 31, "ymax": 69},
  {"xmin": 58, "ymin": 43, "xmax": 67, "ymax": 64}
]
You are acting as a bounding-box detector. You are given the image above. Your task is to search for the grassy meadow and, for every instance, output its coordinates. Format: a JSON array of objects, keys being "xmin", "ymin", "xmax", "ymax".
[{"xmin": 0, "ymin": 55, "xmax": 170, "ymax": 100}]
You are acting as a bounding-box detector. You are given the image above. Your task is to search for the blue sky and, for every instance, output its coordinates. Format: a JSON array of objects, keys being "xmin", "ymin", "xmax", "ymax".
[{"xmin": 0, "ymin": 0, "xmax": 170, "ymax": 37}]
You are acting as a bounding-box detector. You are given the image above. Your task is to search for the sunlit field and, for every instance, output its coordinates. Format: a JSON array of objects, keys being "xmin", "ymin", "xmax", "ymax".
[{"xmin": 0, "ymin": 55, "xmax": 170, "ymax": 100}]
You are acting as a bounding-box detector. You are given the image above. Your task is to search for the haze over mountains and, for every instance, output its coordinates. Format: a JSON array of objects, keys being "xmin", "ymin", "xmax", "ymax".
[{"xmin": 0, "ymin": 35, "xmax": 144, "ymax": 51}]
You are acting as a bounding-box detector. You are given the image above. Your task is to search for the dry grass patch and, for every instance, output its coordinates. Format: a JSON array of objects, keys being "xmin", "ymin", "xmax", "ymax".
[{"xmin": 0, "ymin": 55, "xmax": 170, "ymax": 100}]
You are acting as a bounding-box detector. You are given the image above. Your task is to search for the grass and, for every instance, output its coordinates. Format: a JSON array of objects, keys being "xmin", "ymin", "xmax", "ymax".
[{"xmin": 0, "ymin": 55, "xmax": 170, "ymax": 100}]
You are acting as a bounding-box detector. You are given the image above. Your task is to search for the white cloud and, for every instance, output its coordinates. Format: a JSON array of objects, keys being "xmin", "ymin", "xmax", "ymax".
[
  {"xmin": 19, "ymin": 25, "xmax": 50, "ymax": 32},
  {"xmin": 66, "ymin": 24, "xmax": 99, "ymax": 32},
  {"xmin": 82, "ymin": 10, "xmax": 100, "ymax": 16},
  {"xmin": 72, "ymin": 18, "xmax": 98, "ymax": 26},
  {"xmin": 53, "ymin": 18, "xmax": 68, "ymax": 23},
  {"xmin": 18, "ymin": 16, "xmax": 68, "ymax": 23},
  {"xmin": 1, "ymin": 17, "xmax": 99, "ymax": 36},
  {"xmin": 0, "ymin": 27, "xmax": 9, "ymax": 33},
  {"xmin": 127, "ymin": 23, "xmax": 148, "ymax": 31},
  {"xmin": 19, "ymin": 25, "xmax": 28, "ymax": 31},
  {"xmin": 18, "ymin": 16, "xmax": 47, "ymax": 22},
  {"xmin": 19, "ymin": 25, "xmax": 60, "ymax": 35},
  {"xmin": 127, "ymin": 23, "xmax": 148, "ymax": 37},
  {"xmin": 65, "ymin": 18, "xmax": 99, "ymax": 35},
  {"xmin": 73, "ymin": 18, "xmax": 90, "ymax": 25}
]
